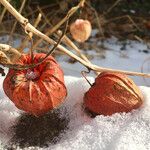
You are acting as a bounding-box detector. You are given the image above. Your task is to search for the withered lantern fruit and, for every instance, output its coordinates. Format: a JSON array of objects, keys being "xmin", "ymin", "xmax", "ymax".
[
  {"xmin": 84, "ymin": 72, "xmax": 143, "ymax": 116},
  {"xmin": 70, "ymin": 19, "xmax": 92, "ymax": 43},
  {"xmin": 3, "ymin": 53, "xmax": 67, "ymax": 116}
]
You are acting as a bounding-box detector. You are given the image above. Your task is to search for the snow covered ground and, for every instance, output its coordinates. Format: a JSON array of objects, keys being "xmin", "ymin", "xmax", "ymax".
[
  {"xmin": 0, "ymin": 76, "xmax": 150, "ymax": 150},
  {"xmin": 59, "ymin": 36, "xmax": 150, "ymax": 86},
  {"xmin": 0, "ymin": 35, "xmax": 150, "ymax": 149}
]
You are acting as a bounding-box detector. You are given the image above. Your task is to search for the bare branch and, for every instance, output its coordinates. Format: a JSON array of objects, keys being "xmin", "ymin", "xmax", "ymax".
[
  {"xmin": 32, "ymin": 0, "xmax": 85, "ymax": 49},
  {"xmin": 0, "ymin": 0, "xmax": 10, "ymax": 24},
  {"xmin": 8, "ymin": 0, "xmax": 27, "ymax": 44},
  {"xmin": 103, "ymin": 0, "xmax": 122, "ymax": 15},
  {"xmin": 0, "ymin": 43, "xmax": 21, "ymax": 63},
  {"xmin": 35, "ymin": 6, "xmax": 91, "ymax": 64},
  {"xmin": 85, "ymin": 2, "xmax": 104, "ymax": 37},
  {"xmin": 0, "ymin": 0, "xmax": 150, "ymax": 78},
  {"xmin": 18, "ymin": 13, "xmax": 42, "ymax": 52}
]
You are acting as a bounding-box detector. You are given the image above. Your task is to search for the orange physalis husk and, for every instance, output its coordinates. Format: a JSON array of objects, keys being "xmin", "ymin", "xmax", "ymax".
[
  {"xmin": 84, "ymin": 72, "xmax": 143, "ymax": 116},
  {"xmin": 3, "ymin": 53, "xmax": 67, "ymax": 116},
  {"xmin": 70, "ymin": 19, "xmax": 92, "ymax": 43}
]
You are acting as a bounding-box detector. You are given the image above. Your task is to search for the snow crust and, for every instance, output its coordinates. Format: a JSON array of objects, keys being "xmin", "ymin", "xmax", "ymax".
[{"xmin": 0, "ymin": 76, "xmax": 150, "ymax": 150}]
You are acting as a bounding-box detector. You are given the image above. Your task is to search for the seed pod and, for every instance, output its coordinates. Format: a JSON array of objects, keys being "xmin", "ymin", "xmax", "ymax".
[
  {"xmin": 70, "ymin": 19, "xmax": 92, "ymax": 43},
  {"xmin": 3, "ymin": 53, "xmax": 67, "ymax": 116},
  {"xmin": 84, "ymin": 72, "xmax": 143, "ymax": 116}
]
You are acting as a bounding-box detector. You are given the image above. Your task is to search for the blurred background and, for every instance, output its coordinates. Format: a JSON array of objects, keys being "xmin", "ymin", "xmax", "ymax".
[{"xmin": 0, "ymin": 0, "xmax": 150, "ymax": 85}]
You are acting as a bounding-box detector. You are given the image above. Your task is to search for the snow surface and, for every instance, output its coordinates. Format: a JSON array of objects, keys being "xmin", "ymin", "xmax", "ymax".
[
  {"xmin": 0, "ymin": 76, "xmax": 150, "ymax": 150},
  {"xmin": 0, "ymin": 35, "xmax": 150, "ymax": 149},
  {"xmin": 59, "ymin": 36, "xmax": 150, "ymax": 86}
]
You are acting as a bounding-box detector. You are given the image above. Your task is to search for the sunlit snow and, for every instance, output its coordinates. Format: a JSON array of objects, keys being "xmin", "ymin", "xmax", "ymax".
[{"xmin": 0, "ymin": 36, "xmax": 150, "ymax": 149}]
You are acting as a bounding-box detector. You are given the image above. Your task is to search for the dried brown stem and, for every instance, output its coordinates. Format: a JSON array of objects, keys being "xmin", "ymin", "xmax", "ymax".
[
  {"xmin": 134, "ymin": 35, "xmax": 143, "ymax": 43},
  {"xmin": 0, "ymin": 43, "xmax": 21, "ymax": 63},
  {"xmin": 0, "ymin": 0, "xmax": 10, "ymax": 24},
  {"xmin": 0, "ymin": 19, "xmax": 68, "ymax": 70},
  {"xmin": 3, "ymin": 28, "xmax": 67, "ymax": 70},
  {"xmin": 0, "ymin": 0, "xmax": 150, "ymax": 78},
  {"xmin": 41, "ymin": 19, "xmax": 69, "ymax": 61},
  {"xmin": 8, "ymin": 0, "xmax": 26, "ymax": 44},
  {"xmin": 0, "ymin": 30, "xmax": 25, "ymax": 38},
  {"xmin": 33, "ymin": 6, "xmax": 91, "ymax": 65},
  {"xmin": 37, "ymin": 6, "xmax": 50, "ymax": 26},
  {"xmin": 18, "ymin": 13, "xmax": 42, "ymax": 52},
  {"xmin": 34, "ymin": 14, "xmax": 42, "ymax": 26},
  {"xmin": 0, "ymin": 6, "xmax": 7, "ymax": 23},
  {"xmin": 32, "ymin": 0, "xmax": 85, "ymax": 49},
  {"xmin": 45, "ymin": 0, "xmax": 85, "ymax": 34},
  {"xmin": 26, "ymin": 3, "xmax": 57, "ymax": 18},
  {"xmin": 37, "ymin": 7, "xmax": 91, "ymax": 63},
  {"xmin": 141, "ymin": 57, "xmax": 150, "ymax": 85},
  {"xmin": 85, "ymin": 2, "xmax": 104, "ymax": 37},
  {"xmin": 57, "ymin": 30, "xmax": 91, "ymax": 63},
  {"xmin": 103, "ymin": 0, "xmax": 122, "ymax": 15},
  {"xmin": 106, "ymin": 15, "xmax": 141, "ymax": 31},
  {"xmin": 81, "ymin": 70, "xmax": 92, "ymax": 86}
]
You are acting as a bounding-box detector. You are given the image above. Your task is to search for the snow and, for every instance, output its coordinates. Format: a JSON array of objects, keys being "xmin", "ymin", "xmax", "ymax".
[
  {"xmin": 0, "ymin": 35, "xmax": 150, "ymax": 149},
  {"xmin": 59, "ymin": 37, "xmax": 150, "ymax": 86},
  {"xmin": 0, "ymin": 75, "xmax": 150, "ymax": 150}
]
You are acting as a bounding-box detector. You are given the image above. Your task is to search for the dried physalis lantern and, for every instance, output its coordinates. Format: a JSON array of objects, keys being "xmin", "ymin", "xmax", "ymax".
[
  {"xmin": 3, "ymin": 53, "xmax": 67, "ymax": 116},
  {"xmin": 84, "ymin": 72, "xmax": 143, "ymax": 116},
  {"xmin": 70, "ymin": 19, "xmax": 92, "ymax": 43}
]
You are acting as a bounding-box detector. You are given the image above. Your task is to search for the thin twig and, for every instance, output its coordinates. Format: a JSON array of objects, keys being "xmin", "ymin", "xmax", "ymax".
[
  {"xmin": 42, "ymin": 19, "xmax": 69, "ymax": 60},
  {"xmin": 32, "ymin": 0, "xmax": 85, "ymax": 50},
  {"xmin": 33, "ymin": 0, "xmax": 86, "ymax": 48},
  {"xmin": 50, "ymin": 0, "xmax": 85, "ymax": 35},
  {"xmin": 134, "ymin": 35, "xmax": 143, "ymax": 43},
  {"xmin": 60, "ymin": 32, "xmax": 91, "ymax": 63},
  {"xmin": 103, "ymin": 0, "xmax": 122, "ymax": 15},
  {"xmin": 37, "ymin": 6, "xmax": 91, "ymax": 64},
  {"xmin": 33, "ymin": 13, "xmax": 42, "ymax": 27},
  {"xmin": 0, "ymin": 0, "xmax": 10, "ymax": 24},
  {"xmin": 37, "ymin": 6, "xmax": 50, "ymax": 26},
  {"xmin": 35, "ymin": 7, "xmax": 98, "ymax": 75},
  {"xmin": 0, "ymin": 20, "xmax": 68, "ymax": 70},
  {"xmin": 0, "ymin": 0, "xmax": 150, "ymax": 78},
  {"xmin": 106, "ymin": 15, "xmax": 141, "ymax": 31},
  {"xmin": 141, "ymin": 57, "xmax": 150, "ymax": 85},
  {"xmin": 18, "ymin": 13, "xmax": 42, "ymax": 52},
  {"xmin": 85, "ymin": 2, "xmax": 104, "ymax": 37},
  {"xmin": 29, "ymin": 36, "xmax": 34, "ymax": 63},
  {"xmin": 25, "ymin": 3, "xmax": 57, "ymax": 18},
  {"xmin": 81, "ymin": 70, "xmax": 92, "ymax": 86},
  {"xmin": 0, "ymin": 30, "xmax": 25, "ymax": 38},
  {"xmin": 127, "ymin": 15, "xmax": 141, "ymax": 31},
  {"xmin": 8, "ymin": 0, "xmax": 26, "ymax": 44}
]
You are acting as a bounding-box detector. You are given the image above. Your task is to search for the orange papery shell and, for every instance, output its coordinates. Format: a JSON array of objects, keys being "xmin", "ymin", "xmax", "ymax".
[
  {"xmin": 70, "ymin": 19, "xmax": 92, "ymax": 43},
  {"xmin": 3, "ymin": 53, "xmax": 67, "ymax": 116},
  {"xmin": 84, "ymin": 72, "xmax": 143, "ymax": 116}
]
